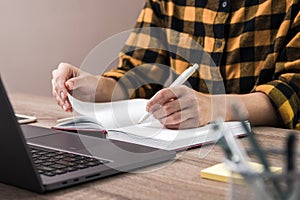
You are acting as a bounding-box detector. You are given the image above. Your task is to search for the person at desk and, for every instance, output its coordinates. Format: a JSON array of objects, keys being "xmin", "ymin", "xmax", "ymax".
[{"xmin": 52, "ymin": 0, "xmax": 300, "ymax": 130}]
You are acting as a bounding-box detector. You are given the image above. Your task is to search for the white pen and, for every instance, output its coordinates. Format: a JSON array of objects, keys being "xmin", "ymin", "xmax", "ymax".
[{"xmin": 137, "ymin": 63, "xmax": 200, "ymax": 124}]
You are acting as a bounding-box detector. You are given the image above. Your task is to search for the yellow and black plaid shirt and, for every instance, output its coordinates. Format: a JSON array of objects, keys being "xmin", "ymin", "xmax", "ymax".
[{"xmin": 103, "ymin": 0, "xmax": 300, "ymax": 129}]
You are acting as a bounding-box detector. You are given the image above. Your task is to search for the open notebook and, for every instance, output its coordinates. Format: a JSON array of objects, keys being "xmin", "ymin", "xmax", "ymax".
[{"xmin": 53, "ymin": 94, "xmax": 250, "ymax": 151}]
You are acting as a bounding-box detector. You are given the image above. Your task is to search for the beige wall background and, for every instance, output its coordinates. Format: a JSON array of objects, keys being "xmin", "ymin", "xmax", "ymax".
[{"xmin": 0, "ymin": 0, "xmax": 145, "ymax": 96}]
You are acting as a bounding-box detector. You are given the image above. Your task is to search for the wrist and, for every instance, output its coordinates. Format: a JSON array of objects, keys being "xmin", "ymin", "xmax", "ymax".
[
  {"xmin": 208, "ymin": 94, "xmax": 248, "ymax": 122},
  {"xmin": 95, "ymin": 77, "xmax": 126, "ymax": 102},
  {"xmin": 224, "ymin": 95, "xmax": 249, "ymax": 122}
]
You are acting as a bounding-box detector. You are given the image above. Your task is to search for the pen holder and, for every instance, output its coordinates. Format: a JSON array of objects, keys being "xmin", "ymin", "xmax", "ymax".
[
  {"xmin": 229, "ymin": 149, "xmax": 300, "ymax": 200},
  {"xmin": 230, "ymin": 171, "xmax": 300, "ymax": 200}
]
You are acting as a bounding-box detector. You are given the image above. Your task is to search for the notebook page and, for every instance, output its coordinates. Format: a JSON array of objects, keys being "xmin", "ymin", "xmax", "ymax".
[{"xmin": 68, "ymin": 94, "xmax": 149, "ymax": 129}]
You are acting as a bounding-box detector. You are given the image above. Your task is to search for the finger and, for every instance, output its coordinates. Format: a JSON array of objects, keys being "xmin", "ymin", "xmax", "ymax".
[
  {"xmin": 53, "ymin": 89, "xmax": 73, "ymax": 112},
  {"xmin": 157, "ymin": 104, "xmax": 201, "ymax": 129},
  {"xmin": 53, "ymin": 90, "xmax": 64, "ymax": 107},
  {"xmin": 58, "ymin": 90, "xmax": 73, "ymax": 112},
  {"xmin": 57, "ymin": 62, "xmax": 79, "ymax": 77},
  {"xmin": 52, "ymin": 79, "xmax": 73, "ymax": 112},
  {"xmin": 65, "ymin": 79, "xmax": 74, "ymax": 90},
  {"xmin": 161, "ymin": 108, "xmax": 194, "ymax": 126},
  {"xmin": 151, "ymin": 92, "xmax": 194, "ymax": 120},
  {"xmin": 146, "ymin": 88, "xmax": 178, "ymax": 112},
  {"xmin": 164, "ymin": 118, "xmax": 200, "ymax": 130},
  {"xmin": 64, "ymin": 104, "xmax": 73, "ymax": 112},
  {"xmin": 52, "ymin": 69, "xmax": 69, "ymax": 102},
  {"xmin": 62, "ymin": 98, "xmax": 73, "ymax": 112},
  {"xmin": 152, "ymin": 99, "xmax": 181, "ymax": 120},
  {"xmin": 66, "ymin": 77, "xmax": 83, "ymax": 91},
  {"xmin": 157, "ymin": 111, "xmax": 181, "ymax": 128},
  {"xmin": 52, "ymin": 79, "xmax": 69, "ymax": 110},
  {"xmin": 52, "ymin": 78, "xmax": 64, "ymax": 103}
]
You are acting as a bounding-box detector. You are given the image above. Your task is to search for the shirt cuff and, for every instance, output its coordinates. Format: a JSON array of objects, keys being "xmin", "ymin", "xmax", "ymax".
[
  {"xmin": 254, "ymin": 80, "xmax": 299, "ymax": 129},
  {"xmin": 102, "ymin": 70, "xmax": 150, "ymax": 99},
  {"xmin": 102, "ymin": 70, "xmax": 131, "ymax": 99}
]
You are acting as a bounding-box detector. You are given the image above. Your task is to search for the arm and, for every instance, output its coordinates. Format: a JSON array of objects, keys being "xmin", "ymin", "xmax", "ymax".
[
  {"xmin": 253, "ymin": 5, "xmax": 300, "ymax": 129},
  {"xmin": 228, "ymin": 92, "xmax": 279, "ymax": 127},
  {"xmin": 146, "ymin": 86, "xmax": 279, "ymax": 129}
]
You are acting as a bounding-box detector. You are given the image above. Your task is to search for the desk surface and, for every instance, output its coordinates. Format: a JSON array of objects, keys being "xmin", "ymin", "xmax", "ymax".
[{"xmin": 1, "ymin": 93, "xmax": 299, "ymax": 200}]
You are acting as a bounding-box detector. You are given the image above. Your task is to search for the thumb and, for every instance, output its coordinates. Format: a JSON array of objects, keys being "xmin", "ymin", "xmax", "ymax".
[{"xmin": 65, "ymin": 77, "xmax": 80, "ymax": 90}]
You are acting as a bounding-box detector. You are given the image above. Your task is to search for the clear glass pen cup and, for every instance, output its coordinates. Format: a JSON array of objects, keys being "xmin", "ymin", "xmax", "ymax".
[{"xmin": 229, "ymin": 148, "xmax": 300, "ymax": 200}]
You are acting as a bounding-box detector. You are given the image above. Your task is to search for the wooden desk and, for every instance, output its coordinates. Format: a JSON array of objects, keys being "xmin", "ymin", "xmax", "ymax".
[{"xmin": 1, "ymin": 93, "xmax": 299, "ymax": 200}]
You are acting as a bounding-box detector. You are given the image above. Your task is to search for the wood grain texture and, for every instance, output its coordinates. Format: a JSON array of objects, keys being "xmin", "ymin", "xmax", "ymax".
[{"xmin": 1, "ymin": 93, "xmax": 299, "ymax": 200}]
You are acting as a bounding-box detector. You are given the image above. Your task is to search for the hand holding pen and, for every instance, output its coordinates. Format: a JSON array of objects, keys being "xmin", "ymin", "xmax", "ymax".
[{"xmin": 138, "ymin": 64, "xmax": 200, "ymax": 129}]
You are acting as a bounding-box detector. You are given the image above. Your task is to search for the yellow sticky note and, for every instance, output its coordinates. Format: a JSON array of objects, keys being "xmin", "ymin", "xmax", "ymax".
[{"xmin": 200, "ymin": 162, "xmax": 282, "ymax": 183}]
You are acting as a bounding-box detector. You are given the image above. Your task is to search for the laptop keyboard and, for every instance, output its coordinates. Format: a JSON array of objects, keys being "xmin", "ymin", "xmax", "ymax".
[{"xmin": 29, "ymin": 146, "xmax": 110, "ymax": 177}]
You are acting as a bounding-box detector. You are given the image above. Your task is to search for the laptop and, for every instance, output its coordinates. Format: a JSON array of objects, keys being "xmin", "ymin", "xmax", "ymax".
[{"xmin": 0, "ymin": 77, "xmax": 176, "ymax": 193}]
